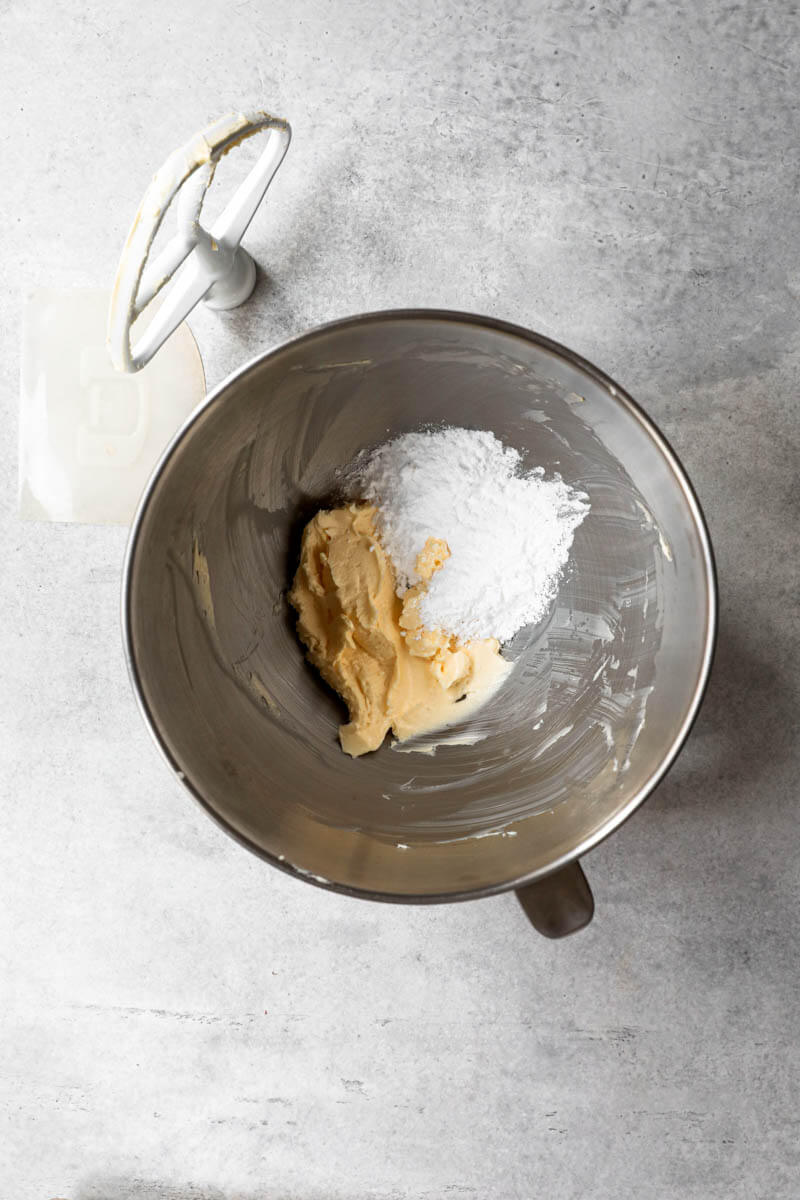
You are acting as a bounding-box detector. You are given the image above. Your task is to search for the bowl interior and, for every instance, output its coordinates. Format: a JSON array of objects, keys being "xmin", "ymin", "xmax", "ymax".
[{"xmin": 126, "ymin": 313, "xmax": 714, "ymax": 898}]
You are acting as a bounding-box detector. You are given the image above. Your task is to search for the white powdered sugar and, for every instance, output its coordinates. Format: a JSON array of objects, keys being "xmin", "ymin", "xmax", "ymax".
[{"xmin": 355, "ymin": 427, "xmax": 589, "ymax": 643}]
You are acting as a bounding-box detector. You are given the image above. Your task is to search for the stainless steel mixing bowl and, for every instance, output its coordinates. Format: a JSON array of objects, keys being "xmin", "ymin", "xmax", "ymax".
[{"xmin": 123, "ymin": 311, "xmax": 716, "ymax": 935}]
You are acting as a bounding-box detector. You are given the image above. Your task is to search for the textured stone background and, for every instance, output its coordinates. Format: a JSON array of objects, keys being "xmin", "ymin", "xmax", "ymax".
[{"xmin": 2, "ymin": 1, "xmax": 799, "ymax": 1197}]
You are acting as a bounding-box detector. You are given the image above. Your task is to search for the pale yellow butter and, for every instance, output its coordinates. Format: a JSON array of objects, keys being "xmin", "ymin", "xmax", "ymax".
[{"xmin": 289, "ymin": 504, "xmax": 511, "ymax": 757}]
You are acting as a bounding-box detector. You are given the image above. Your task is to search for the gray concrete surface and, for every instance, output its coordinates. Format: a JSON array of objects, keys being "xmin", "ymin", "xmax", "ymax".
[{"xmin": 2, "ymin": 1, "xmax": 799, "ymax": 1197}]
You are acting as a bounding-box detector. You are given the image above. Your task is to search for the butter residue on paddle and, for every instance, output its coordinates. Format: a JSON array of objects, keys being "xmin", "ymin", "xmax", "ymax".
[{"xmin": 289, "ymin": 504, "xmax": 512, "ymax": 757}]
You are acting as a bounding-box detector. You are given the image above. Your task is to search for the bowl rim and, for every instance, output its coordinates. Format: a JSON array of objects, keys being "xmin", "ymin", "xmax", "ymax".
[{"xmin": 122, "ymin": 308, "xmax": 719, "ymax": 904}]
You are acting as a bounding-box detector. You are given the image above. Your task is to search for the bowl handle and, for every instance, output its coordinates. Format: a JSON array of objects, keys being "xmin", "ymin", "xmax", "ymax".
[{"xmin": 516, "ymin": 860, "xmax": 594, "ymax": 938}]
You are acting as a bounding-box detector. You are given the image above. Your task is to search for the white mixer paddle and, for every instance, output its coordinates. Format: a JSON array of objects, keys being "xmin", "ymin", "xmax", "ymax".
[{"xmin": 109, "ymin": 109, "xmax": 291, "ymax": 373}]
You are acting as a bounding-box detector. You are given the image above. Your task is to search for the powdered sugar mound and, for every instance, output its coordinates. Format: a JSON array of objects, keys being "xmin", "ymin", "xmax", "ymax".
[{"xmin": 355, "ymin": 427, "xmax": 589, "ymax": 643}]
